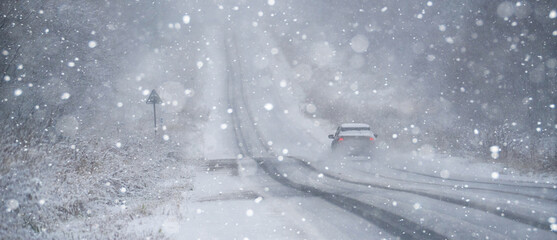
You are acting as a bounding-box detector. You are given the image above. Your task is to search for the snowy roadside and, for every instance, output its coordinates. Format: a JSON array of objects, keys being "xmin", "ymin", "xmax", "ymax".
[{"xmin": 0, "ymin": 126, "xmax": 202, "ymax": 239}]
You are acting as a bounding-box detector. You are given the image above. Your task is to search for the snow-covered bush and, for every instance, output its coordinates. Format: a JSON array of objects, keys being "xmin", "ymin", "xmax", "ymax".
[{"xmin": 0, "ymin": 126, "xmax": 196, "ymax": 238}]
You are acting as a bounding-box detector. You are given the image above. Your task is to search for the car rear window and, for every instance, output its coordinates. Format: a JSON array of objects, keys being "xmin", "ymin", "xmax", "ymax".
[{"xmin": 341, "ymin": 127, "xmax": 370, "ymax": 131}]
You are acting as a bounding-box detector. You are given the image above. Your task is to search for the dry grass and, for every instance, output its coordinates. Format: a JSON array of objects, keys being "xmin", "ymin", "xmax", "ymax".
[{"xmin": 0, "ymin": 120, "xmax": 197, "ymax": 239}]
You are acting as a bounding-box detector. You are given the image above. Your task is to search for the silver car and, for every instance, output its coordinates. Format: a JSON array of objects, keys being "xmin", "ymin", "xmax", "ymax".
[{"xmin": 328, "ymin": 123, "xmax": 377, "ymax": 156}]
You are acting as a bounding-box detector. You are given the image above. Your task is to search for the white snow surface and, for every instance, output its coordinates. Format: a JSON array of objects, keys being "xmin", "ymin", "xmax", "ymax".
[{"xmin": 1, "ymin": 1, "xmax": 556, "ymax": 239}]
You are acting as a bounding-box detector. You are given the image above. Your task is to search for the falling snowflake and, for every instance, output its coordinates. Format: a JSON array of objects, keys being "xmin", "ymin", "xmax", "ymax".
[
  {"xmin": 350, "ymin": 34, "xmax": 369, "ymax": 53},
  {"xmin": 491, "ymin": 172, "xmax": 500, "ymax": 179},
  {"xmin": 440, "ymin": 170, "xmax": 450, "ymax": 179},
  {"xmin": 439, "ymin": 25, "xmax": 446, "ymax": 32},
  {"xmin": 413, "ymin": 203, "xmax": 422, "ymax": 210},
  {"xmin": 264, "ymin": 103, "xmax": 274, "ymax": 111},
  {"xmin": 61, "ymin": 92, "xmax": 71, "ymax": 100},
  {"xmin": 183, "ymin": 15, "xmax": 191, "ymax": 24},
  {"xmin": 6, "ymin": 199, "xmax": 19, "ymax": 212},
  {"xmin": 246, "ymin": 209, "xmax": 254, "ymax": 216},
  {"xmin": 305, "ymin": 103, "xmax": 316, "ymax": 114}
]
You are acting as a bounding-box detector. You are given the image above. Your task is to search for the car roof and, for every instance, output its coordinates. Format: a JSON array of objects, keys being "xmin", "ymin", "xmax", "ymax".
[{"xmin": 340, "ymin": 123, "xmax": 370, "ymax": 128}]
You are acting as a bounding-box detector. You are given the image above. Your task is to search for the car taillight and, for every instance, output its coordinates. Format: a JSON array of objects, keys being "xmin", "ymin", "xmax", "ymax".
[
  {"xmin": 338, "ymin": 137, "xmax": 344, "ymax": 141},
  {"xmin": 369, "ymin": 137, "xmax": 374, "ymax": 141}
]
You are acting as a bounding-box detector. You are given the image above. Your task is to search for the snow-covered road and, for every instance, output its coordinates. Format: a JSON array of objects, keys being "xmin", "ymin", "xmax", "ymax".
[
  {"xmin": 175, "ymin": 24, "xmax": 396, "ymax": 239},
  {"xmin": 179, "ymin": 20, "xmax": 557, "ymax": 239}
]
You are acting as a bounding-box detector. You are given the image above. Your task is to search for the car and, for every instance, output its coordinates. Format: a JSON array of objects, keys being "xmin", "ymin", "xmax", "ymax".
[{"xmin": 328, "ymin": 123, "xmax": 377, "ymax": 156}]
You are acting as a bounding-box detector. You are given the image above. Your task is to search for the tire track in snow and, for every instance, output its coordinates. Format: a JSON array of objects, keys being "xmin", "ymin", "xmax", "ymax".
[
  {"xmin": 353, "ymin": 166, "xmax": 557, "ymax": 201},
  {"xmin": 363, "ymin": 168, "xmax": 553, "ymax": 201},
  {"xmin": 317, "ymin": 157, "xmax": 556, "ymax": 201},
  {"xmin": 257, "ymin": 157, "xmax": 447, "ymax": 240},
  {"xmin": 288, "ymin": 156, "xmax": 557, "ymax": 233},
  {"xmin": 391, "ymin": 167, "xmax": 557, "ymax": 191}
]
